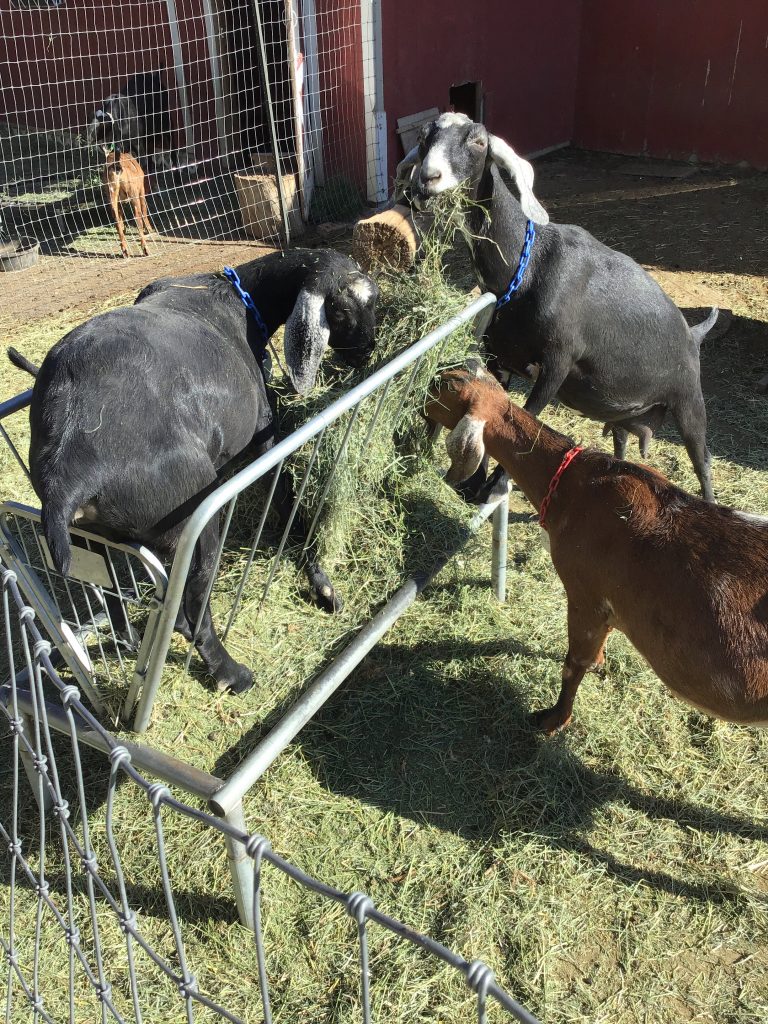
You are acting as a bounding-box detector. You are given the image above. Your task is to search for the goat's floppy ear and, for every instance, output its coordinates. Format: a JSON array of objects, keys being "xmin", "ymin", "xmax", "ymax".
[
  {"xmin": 488, "ymin": 135, "xmax": 549, "ymax": 225},
  {"xmin": 394, "ymin": 145, "xmax": 420, "ymax": 200},
  {"xmin": 444, "ymin": 414, "xmax": 486, "ymax": 485},
  {"xmin": 283, "ymin": 289, "xmax": 330, "ymax": 394}
]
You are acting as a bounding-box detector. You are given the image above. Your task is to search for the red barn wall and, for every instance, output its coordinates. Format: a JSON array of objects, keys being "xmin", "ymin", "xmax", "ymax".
[
  {"xmin": 381, "ymin": 0, "xmax": 584, "ymax": 176},
  {"xmin": 315, "ymin": 0, "xmax": 366, "ymax": 184},
  {"xmin": 1, "ymin": 1, "xmax": 175, "ymax": 137},
  {"xmin": 574, "ymin": 0, "xmax": 768, "ymax": 168}
]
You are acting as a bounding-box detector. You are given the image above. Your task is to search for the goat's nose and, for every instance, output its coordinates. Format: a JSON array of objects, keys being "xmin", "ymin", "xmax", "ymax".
[{"xmin": 421, "ymin": 169, "xmax": 442, "ymax": 184}]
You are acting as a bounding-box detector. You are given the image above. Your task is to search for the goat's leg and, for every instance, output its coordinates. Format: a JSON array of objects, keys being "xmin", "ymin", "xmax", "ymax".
[
  {"xmin": 611, "ymin": 426, "xmax": 629, "ymax": 460},
  {"xmin": 183, "ymin": 519, "xmax": 253, "ymax": 694},
  {"xmin": 671, "ymin": 392, "xmax": 713, "ymax": 501},
  {"xmin": 103, "ymin": 591, "xmax": 139, "ymax": 648},
  {"xmin": 271, "ymin": 469, "xmax": 343, "ymax": 613},
  {"xmin": 132, "ymin": 197, "xmax": 149, "ymax": 256},
  {"xmin": 532, "ymin": 601, "xmax": 610, "ymax": 735},
  {"xmin": 139, "ymin": 193, "xmax": 156, "ymax": 237},
  {"xmin": 109, "ymin": 187, "xmax": 129, "ymax": 258}
]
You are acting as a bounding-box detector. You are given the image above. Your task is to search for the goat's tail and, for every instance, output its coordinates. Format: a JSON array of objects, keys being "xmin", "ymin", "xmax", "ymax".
[
  {"xmin": 690, "ymin": 307, "xmax": 720, "ymax": 347},
  {"xmin": 7, "ymin": 346, "xmax": 40, "ymax": 378},
  {"xmin": 41, "ymin": 492, "xmax": 82, "ymax": 577}
]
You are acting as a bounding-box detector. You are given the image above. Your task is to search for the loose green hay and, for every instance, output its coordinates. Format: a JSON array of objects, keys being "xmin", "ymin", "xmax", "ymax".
[{"xmin": 271, "ymin": 191, "xmax": 483, "ymax": 580}]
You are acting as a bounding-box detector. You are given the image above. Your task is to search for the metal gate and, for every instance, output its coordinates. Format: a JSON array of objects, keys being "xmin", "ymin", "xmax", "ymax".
[{"xmin": 0, "ymin": 292, "xmax": 504, "ymax": 741}]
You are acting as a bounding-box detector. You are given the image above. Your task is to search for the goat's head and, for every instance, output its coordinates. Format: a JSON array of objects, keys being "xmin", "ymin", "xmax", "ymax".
[
  {"xmin": 86, "ymin": 96, "xmax": 142, "ymax": 152},
  {"xmin": 283, "ymin": 253, "xmax": 379, "ymax": 394},
  {"xmin": 424, "ymin": 363, "xmax": 507, "ymax": 485},
  {"xmin": 396, "ymin": 113, "xmax": 548, "ymax": 225}
]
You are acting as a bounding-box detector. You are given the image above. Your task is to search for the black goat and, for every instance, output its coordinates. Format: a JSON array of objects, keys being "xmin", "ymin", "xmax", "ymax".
[
  {"xmin": 87, "ymin": 71, "xmax": 174, "ymax": 171},
  {"xmin": 397, "ymin": 113, "xmax": 719, "ymax": 501},
  {"xmin": 11, "ymin": 249, "xmax": 378, "ymax": 695}
]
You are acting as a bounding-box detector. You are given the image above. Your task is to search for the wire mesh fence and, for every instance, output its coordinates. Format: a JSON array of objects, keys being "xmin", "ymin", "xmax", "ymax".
[
  {"xmin": 0, "ymin": 547, "xmax": 541, "ymax": 1023},
  {"xmin": 1, "ymin": 0, "xmax": 378, "ymax": 316}
]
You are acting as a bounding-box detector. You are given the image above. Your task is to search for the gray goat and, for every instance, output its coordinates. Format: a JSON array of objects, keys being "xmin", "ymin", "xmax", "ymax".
[{"xmin": 397, "ymin": 113, "xmax": 718, "ymax": 500}]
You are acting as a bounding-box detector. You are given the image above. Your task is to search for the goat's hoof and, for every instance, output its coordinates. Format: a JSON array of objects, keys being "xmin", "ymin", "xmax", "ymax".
[
  {"xmin": 117, "ymin": 623, "xmax": 139, "ymax": 651},
  {"xmin": 311, "ymin": 571, "xmax": 343, "ymax": 614},
  {"xmin": 475, "ymin": 474, "xmax": 511, "ymax": 506},
  {"xmin": 530, "ymin": 708, "xmax": 571, "ymax": 736},
  {"xmin": 316, "ymin": 583, "xmax": 344, "ymax": 614},
  {"xmin": 216, "ymin": 663, "xmax": 254, "ymax": 695}
]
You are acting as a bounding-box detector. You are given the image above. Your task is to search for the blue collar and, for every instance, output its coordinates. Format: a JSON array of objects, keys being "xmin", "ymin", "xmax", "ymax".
[
  {"xmin": 223, "ymin": 266, "xmax": 269, "ymax": 358},
  {"xmin": 495, "ymin": 220, "xmax": 536, "ymax": 310}
]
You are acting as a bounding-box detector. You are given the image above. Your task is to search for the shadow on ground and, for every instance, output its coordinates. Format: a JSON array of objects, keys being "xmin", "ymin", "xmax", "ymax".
[{"xmin": 295, "ymin": 638, "xmax": 768, "ymax": 906}]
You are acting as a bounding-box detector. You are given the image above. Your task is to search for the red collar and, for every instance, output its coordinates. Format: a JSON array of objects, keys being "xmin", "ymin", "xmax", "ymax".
[{"xmin": 539, "ymin": 446, "xmax": 584, "ymax": 529}]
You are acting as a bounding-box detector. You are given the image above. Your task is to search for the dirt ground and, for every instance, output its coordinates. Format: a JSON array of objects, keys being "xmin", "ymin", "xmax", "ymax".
[
  {"xmin": 536, "ymin": 149, "xmax": 767, "ymax": 380},
  {"xmin": 0, "ymin": 237, "xmax": 277, "ymax": 328}
]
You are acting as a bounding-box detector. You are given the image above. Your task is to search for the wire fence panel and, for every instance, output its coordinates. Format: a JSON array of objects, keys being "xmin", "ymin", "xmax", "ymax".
[
  {"xmin": 0, "ymin": 557, "xmax": 541, "ymax": 1024},
  {"xmin": 1, "ymin": 0, "xmax": 377, "ymax": 316},
  {"xmin": 0, "ymin": 501, "xmax": 168, "ymax": 725}
]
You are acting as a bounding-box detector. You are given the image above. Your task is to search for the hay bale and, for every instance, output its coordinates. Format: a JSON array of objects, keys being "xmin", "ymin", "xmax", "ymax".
[
  {"xmin": 352, "ymin": 204, "xmax": 418, "ymax": 272},
  {"xmin": 234, "ymin": 156, "xmax": 304, "ymax": 243}
]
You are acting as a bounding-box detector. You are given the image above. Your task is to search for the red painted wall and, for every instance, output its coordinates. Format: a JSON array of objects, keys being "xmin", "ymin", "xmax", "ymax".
[
  {"xmin": 381, "ymin": 0, "xmax": 584, "ymax": 176},
  {"xmin": 315, "ymin": 0, "xmax": 366, "ymax": 185},
  {"xmin": 574, "ymin": 0, "xmax": 768, "ymax": 168}
]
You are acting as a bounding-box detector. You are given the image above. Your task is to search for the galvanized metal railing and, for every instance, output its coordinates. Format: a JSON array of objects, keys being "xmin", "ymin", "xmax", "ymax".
[
  {"xmin": 0, "ymin": 293, "xmax": 505, "ymax": 734},
  {"xmin": 0, "ymin": 291, "xmax": 512, "ymax": 928},
  {"xmin": 0, "ymin": 554, "xmax": 540, "ymax": 1023},
  {"xmin": 128, "ymin": 292, "xmax": 504, "ymax": 732}
]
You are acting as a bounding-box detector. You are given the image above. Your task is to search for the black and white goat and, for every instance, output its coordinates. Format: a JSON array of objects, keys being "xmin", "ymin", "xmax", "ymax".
[
  {"xmin": 397, "ymin": 113, "xmax": 719, "ymax": 501},
  {"xmin": 10, "ymin": 249, "xmax": 378, "ymax": 696},
  {"xmin": 87, "ymin": 71, "xmax": 175, "ymax": 171}
]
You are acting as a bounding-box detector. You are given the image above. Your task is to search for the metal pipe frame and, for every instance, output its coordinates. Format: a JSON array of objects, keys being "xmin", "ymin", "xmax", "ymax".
[
  {"xmin": 250, "ymin": 0, "xmax": 292, "ymax": 245},
  {"xmin": 0, "ymin": 293, "xmax": 508, "ymax": 912},
  {"xmin": 210, "ymin": 487, "xmax": 506, "ymax": 816},
  {"xmin": 132, "ymin": 291, "xmax": 498, "ymax": 732}
]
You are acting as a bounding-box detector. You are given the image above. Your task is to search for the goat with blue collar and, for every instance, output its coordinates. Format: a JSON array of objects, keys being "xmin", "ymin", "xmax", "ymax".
[
  {"xmin": 9, "ymin": 249, "xmax": 378, "ymax": 697},
  {"xmin": 397, "ymin": 113, "xmax": 719, "ymax": 502}
]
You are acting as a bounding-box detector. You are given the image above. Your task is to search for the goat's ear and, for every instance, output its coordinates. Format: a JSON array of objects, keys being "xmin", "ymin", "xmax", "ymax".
[
  {"xmin": 444, "ymin": 414, "xmax": 486, "ymax": 485},
  {"xmin": 394, "ymin": 145, "xmax": 420, "ymax": 200},
  {"xmin": 488, "ymin": 135, "xmax": 549, "ymax": 225},
  {"xmin": 283, "ymin": 289, "xmax": 330, "ymax": 394}
]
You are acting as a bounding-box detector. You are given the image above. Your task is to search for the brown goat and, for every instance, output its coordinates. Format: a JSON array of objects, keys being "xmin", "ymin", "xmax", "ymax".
[
  {"xmin": 104, "ymin": 148, "xmax": 153, "ymax": 257},
  {"xmin": 425, "ymin": 366, "xmax": 768, "ymax": 733}
]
